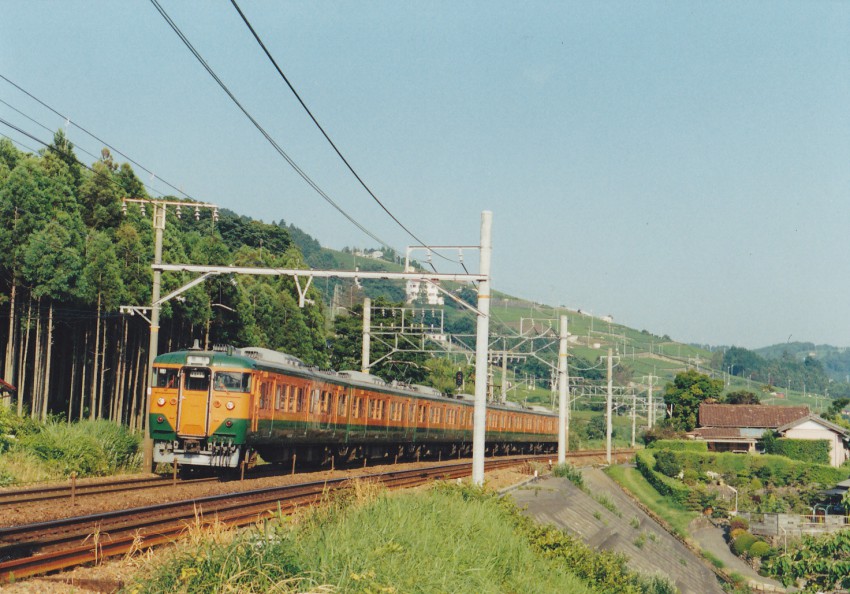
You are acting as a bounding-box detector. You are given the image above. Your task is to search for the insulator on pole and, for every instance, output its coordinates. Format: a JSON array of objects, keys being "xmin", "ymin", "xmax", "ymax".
[
  {"xmin": 194, "ymin": 206, "xmax": 200, "ymax": 221},
  {"xmin": 175, "ymin": 205, "xmax": 182, "ymax": 219}
]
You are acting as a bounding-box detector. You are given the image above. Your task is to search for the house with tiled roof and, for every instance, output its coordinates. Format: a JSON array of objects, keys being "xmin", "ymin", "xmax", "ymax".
[{"xmin": 691, "ymin": 403, "xmax": 850, "ymax": 467}]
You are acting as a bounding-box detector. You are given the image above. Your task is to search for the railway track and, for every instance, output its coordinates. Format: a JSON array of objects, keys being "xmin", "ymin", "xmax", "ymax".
[{"xmin": 0, "ymin": 449, "xmax": 632, "ymax": 582}]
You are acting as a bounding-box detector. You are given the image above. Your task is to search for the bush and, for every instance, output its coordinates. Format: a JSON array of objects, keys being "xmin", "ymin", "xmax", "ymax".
[
  {"xmin": 764, "ymin": 437, "xmax": 830, "ymax": 465},
  {"xmin": 732, "ymin": 533, "xmax": 758, "ymax": 556},
  {"xmin": 654, "ymin": 450, "xmax": 682, "ymax": 478},
  {"xmin": 552, "ymin": 463, "xmax": 584, "ymax": 488},
  {"xmin": 730, "ymin": 528, "xmax": 747, "ymax": 540},
  {"xmin": 635, "ymin": 451, "xmax": 692, "ymax": 507},
  {"xmin": 19, "ymin": 420, "xmax": 140, "ymax": 477},
  {"xmin": 748, "ymin": 541, "xmax": 772, "ymax": 558},
  {"xmin": 729, "ymin": 516, "xmax": 749, "ymax": 531}
]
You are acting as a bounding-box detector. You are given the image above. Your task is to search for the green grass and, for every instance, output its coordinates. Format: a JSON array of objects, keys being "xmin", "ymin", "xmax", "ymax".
[
  {"xmin": 130, "ymin": 483, "xmax": 597, "ymax": 594},
  {"xmin": 604, "ymin": 464, "xmax": 698, "ymax": 538}
]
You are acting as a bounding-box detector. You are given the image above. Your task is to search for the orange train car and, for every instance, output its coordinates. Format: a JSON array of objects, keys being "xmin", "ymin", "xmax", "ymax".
[{"xmin": 150, "ymin": 345, "xmax": 558, "ymax": 469}]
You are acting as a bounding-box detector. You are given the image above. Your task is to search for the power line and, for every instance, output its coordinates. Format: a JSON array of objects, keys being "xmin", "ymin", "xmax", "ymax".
[
  {"xmin": 0, "ymin": 97, "xmax": 111, "ymax": 166},
  {"xmin": 229, "ymin": 0, "xmax": 448, "ymax": 266},
  {"xmin": 0, "ymin": 132, "xmax": 40, "ymax": 155},
  {"xmin": 0, "ymin": 73, "xmax": 191, "ymax": 201},
  {"xmin": 0, "ymin": 116, "xmax": 167, "ymax": 203},
  {"xmin": 149, "ymin": 0, "xmax": 393, "ymax": 251}
]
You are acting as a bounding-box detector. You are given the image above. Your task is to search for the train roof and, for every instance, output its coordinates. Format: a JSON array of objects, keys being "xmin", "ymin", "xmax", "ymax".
[{"xmin": 154, "ymin": 347, "xmax": 557, "ymax": 417}]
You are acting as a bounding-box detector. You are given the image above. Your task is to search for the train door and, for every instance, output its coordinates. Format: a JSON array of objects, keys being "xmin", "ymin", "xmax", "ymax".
[{"xmin": 177, "ymin": 367, "xmax": 211, "ymax": 437}]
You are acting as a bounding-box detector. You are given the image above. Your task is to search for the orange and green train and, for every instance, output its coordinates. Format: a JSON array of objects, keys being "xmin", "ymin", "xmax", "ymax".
[{"xmin": 150, "ymin": 345, "xmax": 559, "ymax": 469}]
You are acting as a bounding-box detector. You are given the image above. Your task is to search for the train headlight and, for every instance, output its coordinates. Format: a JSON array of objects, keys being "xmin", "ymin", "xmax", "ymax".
[
  {"xmin": 156, "ymin": 416, "xmax": 165, "ymax": 424},
  {"xmin": 157, "ymin": 397, "xmax": 166, "ymax": 406},
  {"xmin": 226, "ymin": 401, "xmax": 235, "ymax": 410},
  {"xmin": 225, "ymin": 420, "xmax": 233, "ymax": 427}
]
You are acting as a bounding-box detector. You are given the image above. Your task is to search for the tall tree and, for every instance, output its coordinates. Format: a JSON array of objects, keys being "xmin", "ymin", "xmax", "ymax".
[{"xmin": 663, "ymin": 370, "xmax": 724, "ymax": 431}]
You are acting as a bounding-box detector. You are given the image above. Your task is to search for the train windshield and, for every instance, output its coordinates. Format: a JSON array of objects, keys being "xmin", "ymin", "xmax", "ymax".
[
  {"xmin": 154, "ymin": 367, "xmax": 179, "ymax": 389},
  {"xmin": 213, "ymin": 371, "xmax": 251, "ymax": 393},
  {"xmin": 184, "ymin": 368, "xmax": 210, "ymax": 391}
]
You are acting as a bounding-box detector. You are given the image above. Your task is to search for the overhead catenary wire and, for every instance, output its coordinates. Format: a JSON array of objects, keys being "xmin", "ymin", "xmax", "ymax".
[
  {"xmin": 0, "ymin": 132, "xmax": 40, "ymax": 155},
  {"xmin": 0, "ymin": 73, "xmax": 194, "ymax": 201},
  {"xmin": 0, "ymin": 116, "xmax": 171, "ymax": 205},
  {"xmin": 0, "ymin": 97, "xmax": 118, "ymax": 168},
  {"xmin": 229, "ymin": 0, "xmax": 450, "ymax": 270},
  {"xmin": 149, "ymin": 0, "xmax": 394, "ymax": 252}
]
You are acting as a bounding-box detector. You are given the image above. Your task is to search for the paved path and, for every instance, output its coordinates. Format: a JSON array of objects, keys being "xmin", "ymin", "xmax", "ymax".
[
  {"xmin": 689, "ymin": 517, "xmax": 787, "ymax": 592},
  {"xmin": 510, "ymin": 469, "xmax": 725, "ymax": 594}
]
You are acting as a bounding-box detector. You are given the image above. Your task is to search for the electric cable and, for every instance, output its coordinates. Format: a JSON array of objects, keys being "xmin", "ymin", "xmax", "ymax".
[
  {"xmin": 0, "ymin": 73, "xmax": 194, "ymax": 201},
  {"xmin": 0, "ymin": 97, "xmax": 113, "ymax": 166},
  {"xmin": 0, "ymin": 132, "xmax": 40, "ymax": 155},
  {"xmin": 229, "ymin": 0, "xmax": 451, "ymax": 266},
  {"xmin": 149, "ymin": 0, "xmax": 393, "ymax": 251},
  {"xmin": 0, "ymin": 116, "xmax": 170, "ymax": 203}
]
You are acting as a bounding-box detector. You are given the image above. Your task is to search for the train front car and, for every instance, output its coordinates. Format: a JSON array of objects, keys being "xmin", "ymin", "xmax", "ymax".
[{"xmin": 150, "ymin": 347, "xmax": 255, "ymax": 468}]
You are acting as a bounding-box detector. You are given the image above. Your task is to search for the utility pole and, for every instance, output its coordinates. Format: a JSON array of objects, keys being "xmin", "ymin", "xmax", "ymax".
[
  {"xmin": 500, "ymin": 343, "xmax": 508, "ymax": 404},
  {"xmin": 472, "ymin": 211, "xmax": 492, "ymax": 486},
  {"xmin": 631, "ymin": 388, "xmax": 636, "ymax": 447},
  {"xmin": 361, "ymin": 297, "xmax": 371, "ymax": 373},
  {"xmin": 647, "ymin": 374, "xmax": 654, "ymax": 428},
  {"xmin": 558, "ymin": 314, "xmax": 569, "ymax": 463},
  {"xmin": 606, "ymin": 348, "xmax": 613, "ymax": 465},
  {"xmin": 122, "ymin": 197, "xmax": 219, "ymax": 472}
]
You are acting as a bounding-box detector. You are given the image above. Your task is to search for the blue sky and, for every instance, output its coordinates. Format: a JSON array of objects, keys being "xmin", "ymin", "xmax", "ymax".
[{"xmin": 2, "ymin": 1, "xmax": 849, "ymax": 348}]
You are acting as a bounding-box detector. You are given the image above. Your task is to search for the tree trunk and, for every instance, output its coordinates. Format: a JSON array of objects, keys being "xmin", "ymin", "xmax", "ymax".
[
  {"xmin": 97, "ymin": 320, "xmax": 107, "ymax": 421},
  {"xmin": 68, "ymin": 331, "xmax": 77, "ymax": 423},
  {"xmin": 3, "ymin": 281, "xmax": 16, "ymax": 405},
  {"xmin": 130, "ymin": 333, "xmax": 143, "ymax": 431},
  {"xmin": 79, "ymin": 328, "xmax": 88, "ymax": 421},
  {"xmin": 31, "ymin": 298, "xmax": 42, "ymax": 420},
  {"xmin": 113, "ymin": 319, "xmax": 128, "ymax": 424},
  {"xmin": 90, "ymin": 292, "xmax": 101, "ymax": 420},
  {"xmin": 41, "ymin": 301, "xmax": 53, "ymax": 422},
  {"xmin": 18, "ymin": 298, "xmax": 33, "ymax": 418}
]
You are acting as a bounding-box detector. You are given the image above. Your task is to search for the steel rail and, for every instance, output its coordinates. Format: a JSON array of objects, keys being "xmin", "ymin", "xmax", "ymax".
[{"xmin": 0, "ymin": 450, "xmax": 633, "ymax": 582}]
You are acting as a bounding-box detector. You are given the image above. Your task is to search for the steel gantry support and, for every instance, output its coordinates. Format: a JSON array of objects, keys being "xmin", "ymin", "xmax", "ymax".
[{"xmin": 148, "ymin": 212, "xmax": 494, "ymax": 483}]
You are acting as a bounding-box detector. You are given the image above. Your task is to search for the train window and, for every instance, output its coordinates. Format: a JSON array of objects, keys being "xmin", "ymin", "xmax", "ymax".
[
  {"xmin": 184, "ymin": 369, "xmax": 209, "ymax": 391},
  {"xmin": 337, "ymin": 393, "xmax": 347, "ymax": 416},
  {"xmin": 275, "ymin": 385, "xmax": 283, "ymax": 409},
  {"xmin": 213, "ymin": 372, "xmax": 251, "ymax": 393},
  {"xmin": 369, "ymin": 399, "xmax": 382, "ymax": 420},
  {"xmin": 390, "ymin": 402, "xmax": 403, "ymax": 422},
  {"xmin": 419, "ymin": 405, "xmax": 427, "ymax": 423},
  {"xmin": 154, "ymin": 367, "xmax": 178, "ymax": 389},
  {"xmin": 296, "ymin": 388, "xmax": 305, "ymax": 413},
  {"xmin": 320, "ymin": 391, "xmax": 331, "ymax": 414},
  {"xmin": 259, "ymin": 383, "xmax": 270, "ymax": 409},
  {"xmin": 352, "ymin": 397, "xmax": 362, "ymax": 419}
]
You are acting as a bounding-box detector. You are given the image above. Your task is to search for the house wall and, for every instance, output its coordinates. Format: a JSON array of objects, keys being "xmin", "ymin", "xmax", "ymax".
[{"xmin": 783, "ymin": 421, "xmax": 847, "ymax": 467}]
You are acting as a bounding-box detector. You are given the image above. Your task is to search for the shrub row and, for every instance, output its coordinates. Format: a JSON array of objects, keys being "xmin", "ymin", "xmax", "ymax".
[
  {"xmin": 647, "ymin": 440, "xmax": 708, "ymax": 452},
  {"xmin": 635, "ymin": 451, "xmax": 691, "ymax": 507},
  {"xmin": 765, "ymin": 438, "xmax": 830, "ymax": 465},
  {"xmin": 660, "ymin": 450, "xmax": 848, "ymax": 487}
]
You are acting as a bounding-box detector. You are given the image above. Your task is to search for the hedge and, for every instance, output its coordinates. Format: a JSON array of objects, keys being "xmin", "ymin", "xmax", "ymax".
[
  {"xmin": 765, "ymin": 438, "xmax": 830, "ymax": 465},
  {"xmin": 634, "ymin": 451, "xmax": 691, "ymax": 507},
  {"xmin": 732, "ymin": 533, "xmax": 758, "ymax": 556},
  {"xmin": 647, "ymin": 440, "xmax": 708, "ymax": 452},
  {"xmin": 656, "ymin": 450, "xmax": 848, "ymax": 487}
]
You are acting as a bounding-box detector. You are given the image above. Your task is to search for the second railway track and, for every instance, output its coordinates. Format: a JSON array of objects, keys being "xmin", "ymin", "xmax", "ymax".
[{"xmin": 0, "ymin": 449, "xmax": 633, "ymax": 583}]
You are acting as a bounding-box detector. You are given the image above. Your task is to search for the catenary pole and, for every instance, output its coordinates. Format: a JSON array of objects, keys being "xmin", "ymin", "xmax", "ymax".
[
  {"xmin": 142, "ymin": 202, "xmax": 165, "ymax": 471},
  {"xmin": 558, "ymin": 315, "xmax": 569, "ymax": 463},
  {"xmin": 606, "ymin": 348, "xmax": 613, "ymax": 465},
  {"xmin": 361, "ymin": 297, "xmax": 371, "ymax": 373},
  {"xmin": 472, "ymin": 211, "xmax": 492, "ymax": 486}
]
